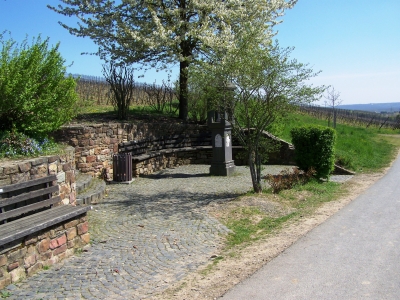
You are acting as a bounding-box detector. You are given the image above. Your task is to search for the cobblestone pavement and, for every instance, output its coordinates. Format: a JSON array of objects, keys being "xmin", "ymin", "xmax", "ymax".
[{"xmin": 2, "ymin": 165, "xmax": 353, "ymax": 299}]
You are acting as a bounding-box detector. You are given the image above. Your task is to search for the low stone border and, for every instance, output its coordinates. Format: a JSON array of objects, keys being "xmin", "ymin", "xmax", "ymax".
[{"xmin": 0, "ymin": 214, "xmax": 89, "ymax": 289}]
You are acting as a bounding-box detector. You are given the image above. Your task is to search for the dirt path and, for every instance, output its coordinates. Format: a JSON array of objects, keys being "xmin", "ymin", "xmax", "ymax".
[{"xmin": 154, "ymin": 165, "xmax": 392, "ymax": 300}]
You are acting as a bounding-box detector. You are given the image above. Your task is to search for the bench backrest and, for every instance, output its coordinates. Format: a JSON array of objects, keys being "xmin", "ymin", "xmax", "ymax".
[
  {"xmin": 0, "ymin": 175, "xmax": 61, "ymax": 224},
  {"xmin": 118, "ymin": 133, "xmax": 212, "ymax": 155}
]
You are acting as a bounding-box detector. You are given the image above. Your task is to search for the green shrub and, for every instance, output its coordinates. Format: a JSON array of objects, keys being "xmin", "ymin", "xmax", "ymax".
[
  {"xmin": 0, "ymin": 33, "xmax": 78, "ymax": 137},
  {"xmin": 290, "ymin": 125, "xmax": 336, "ymax": 179}
]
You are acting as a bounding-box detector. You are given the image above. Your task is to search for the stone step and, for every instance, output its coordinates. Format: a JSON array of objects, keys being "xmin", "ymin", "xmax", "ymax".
[
  {"xmin": 76, "ymin": 172, "xmax": 106, "ymax": 205},
  {"xmin": 76, "ymin": 172, "xmax": 93, "ymax": 194}
]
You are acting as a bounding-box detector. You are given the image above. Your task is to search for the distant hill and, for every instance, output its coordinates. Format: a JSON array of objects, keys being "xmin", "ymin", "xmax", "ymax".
[{"xmin": 337, "ymin": 102, "xmax": 400, "ymax": 113}]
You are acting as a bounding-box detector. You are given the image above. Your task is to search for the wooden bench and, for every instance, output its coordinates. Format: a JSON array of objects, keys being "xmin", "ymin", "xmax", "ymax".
[
  {"xmin": 0, "ymin": 175, "xmax": 91, "ymax": 247},
  {"xmin": 118, "ymin": 133, "xmax": 213, "ymax": 176}
]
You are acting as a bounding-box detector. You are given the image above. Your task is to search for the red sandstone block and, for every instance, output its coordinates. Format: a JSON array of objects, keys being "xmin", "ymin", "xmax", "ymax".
[
  {"xmin": 7, "ymin": 262, "xmax": 19, "ymax": 272},
  {"xmin": 86, "ymin": 156, "xmax": 96, "ymax": 163},
  {"xmin": 53, "ymin": 244, "xmax": 67, "ymax": 256},
  {"xmin": 56, "ymin": 235, "xmax": 67, "ymax": 246},
  {"xmin": 49, "ymin": 239, "xmax": 58, "ymax": 250},
  {"xmin": 77, "ymin": 222, "xmax": 88, "ymax": 235}
]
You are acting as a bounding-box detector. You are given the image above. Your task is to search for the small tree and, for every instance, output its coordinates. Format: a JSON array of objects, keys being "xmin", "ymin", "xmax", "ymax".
[
  {"xmin": 324, "ymin": 87, "xmax": 343, "ymax": 129},
  {"xmin": 193, "ymin": 37, "xmax": 326, "ymax": 193},
  {"xmin": 0, "ymin": 33, "xmax": 78, "ymax": 137},
  {"xmin": 102, "ymin": 62, "xmax": 135, "ymax": 120}
]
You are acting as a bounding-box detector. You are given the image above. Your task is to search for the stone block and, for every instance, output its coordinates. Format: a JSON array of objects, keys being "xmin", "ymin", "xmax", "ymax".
[
  {"xmin": 81, "ymin": 233, "xmax": 90, "ymax": 245},
  {"xmin": 65, "ymin": 249, "xmax": 74, "ymax": 258},
  {"xmin": 53, "ymin": 244, "xmax": 67, "ymax": 256},
  {"xmin": 49, "ymin": 239, "xmax": 58, "ymax": 250},
  {"xmin": 25, "ymin": 235, "xmax": 38, "ymax": 246},
  {"xmin": 24, "ymin": 254, "xmax": 37, "ymax": 269},
  {"xmin": 7, "ymin": 248, "xmax": 27, "ymax": 264},
  {"xmin": 3, "ymin": 164, "xmax": 19, "ymax": 175},
  {"xmin": 69, "ymin": 192, "xmax": 76, "ymax": 205},
  {"xmin": 0, "ymin": 276, "xmax": 11, "ymax": 290},
  {"xmin": 67, "ymin": 240, "xmax": 75, "ymax": 249},
  {"xmin": 62, "ymin": 162, "xmax": 72, "ymax": 172},
  {"xmin": 11, "ymin": 172, "xmax": 30, "ymax": 184},
  {"xmin": 48, "ymin": 163, "xmax": 58, "ymax": 175},
  {"xmin": 7, "ymin": 262, "xmax": 19, "ymax": 272},
  {"xmin": 56, "ymin": 235, "xmax": 67, "ymax": 246},
  {"xmin": 30, "ymin": 164, "xmax": 48, "ymax": 177},
  {"xmin": 18, "ymin": 162, "xmax": 31, "ymax": 172},
  {"xmin": 31, "ymin": 157, "xmax": 48, "ymax": 166},
  {"xmin": 39, "ymin": 251, "xmax": 52, "ymax": 261},
  {"xmin": 0, "ymin": 255, "xmax": 7, "ymax": 267},
  {"xmin": 64, "ymin": 219, "xmax": 79, "ymax": 229},
  {"xmin": 65, "ymin": 170, "xmax": 75, "ymax": 184},
  {"xmin": 47, "ymin": 155, "xmax": 59, "ymax": 163},
  {"xmin": 27, "ymin": 262, "xmax": 43, "ymax": 277},
  {"xmin": 10, "ymin": 267, "xmax": 25, "ymax": 283},
  {"xmin": 86, "ymin": 155, "xmax": 96, "ymax": 163},
  {"xmin": 70, "ymin": 138, "xmax": 79, "ymax": 147},
  {"xmin": 66, "ymin": 228, "xmax": 77, "ymax": 241},
  {"xmin": 77, "ymin": 222, "xmax": 89, "ymax": 235}
]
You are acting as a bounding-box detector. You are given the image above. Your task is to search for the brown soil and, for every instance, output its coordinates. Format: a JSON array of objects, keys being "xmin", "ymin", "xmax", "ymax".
[{"xmin": 154, "ymin": 165, "xmax": 393, "ymax": 300}]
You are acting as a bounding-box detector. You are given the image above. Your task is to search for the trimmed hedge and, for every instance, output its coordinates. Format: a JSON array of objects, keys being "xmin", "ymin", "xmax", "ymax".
[{"xmin": 290, "ymin": 125, "xmax": 336, "ymax": 179}]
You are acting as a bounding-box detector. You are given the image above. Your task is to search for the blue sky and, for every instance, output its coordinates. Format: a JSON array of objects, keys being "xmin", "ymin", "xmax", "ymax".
[{"xmin": 1, "ymin": 0, "xmax": 399, "ymax": 105}]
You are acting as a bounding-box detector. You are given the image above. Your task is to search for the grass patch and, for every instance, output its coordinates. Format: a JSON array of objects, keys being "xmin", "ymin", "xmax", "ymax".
[
  {"xmin": 222, "ymin": 178, "xmax": 344, "ymax": 250},
  {"xmin": 274, "ymin": 112, "xmax": 400, "ymax": 172},
  {"xmin": 0, "ymin": 291, "xmax": 11, "ymax": 298},
  {"xmin": 226, "ymin": 213, "xmax": 294, "ymax": 248}
]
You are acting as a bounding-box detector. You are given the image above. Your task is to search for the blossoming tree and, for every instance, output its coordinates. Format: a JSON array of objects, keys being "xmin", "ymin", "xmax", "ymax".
[{"xmin": 48, "ymin": 0, "xmax": 296, "ymax": 120}]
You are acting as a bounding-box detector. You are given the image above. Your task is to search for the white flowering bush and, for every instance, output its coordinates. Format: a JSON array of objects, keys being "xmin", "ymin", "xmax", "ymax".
[{"xmin": 49, "ymin": 0, "xmax": 296, "ymax": 120}]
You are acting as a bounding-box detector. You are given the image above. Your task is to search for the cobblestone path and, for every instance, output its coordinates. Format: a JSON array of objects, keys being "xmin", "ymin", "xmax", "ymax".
[{"xmin": 3, "ymin": 165, "xmax": 353, "ymax": 299}]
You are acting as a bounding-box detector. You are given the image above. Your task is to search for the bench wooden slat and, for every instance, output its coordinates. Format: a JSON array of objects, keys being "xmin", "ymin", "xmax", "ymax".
[
  {"xmin": 0, "ymin": 175, "xmax": 57, "ymax": 194},
  {"xmin": 0, "ymin": 185, "xmax": 59, "ymax": 207},
  {"xmin": 0, "ymin": 196, "xmax": 61, "ymax": 222},
  {"xmin": 0, "ymin": 205, "xmax": 91, "ymax": 246}
]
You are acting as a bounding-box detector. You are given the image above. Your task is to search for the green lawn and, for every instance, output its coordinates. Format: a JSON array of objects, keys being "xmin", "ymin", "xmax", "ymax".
[{"xmin": 273, "ymin": 112, "xmax": 400, "ymax": 172}]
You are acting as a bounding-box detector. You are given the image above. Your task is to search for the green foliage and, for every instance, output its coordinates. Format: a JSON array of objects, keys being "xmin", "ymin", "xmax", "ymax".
[
  {"xmin": 277, "ymin": 112, "xmax": 398, "ymax": 172},
  {"xmin": 0, "ymin": 290, "xmax": 11, "ymax": 298},
  {"xmin": 0, "ymin": 33, "xmax": 78, "ymax": 137},
  {"xmin": 0, "ymin": 130, "xmax": 57, "ymax": 158},
  {"xmin": 291, "ymin": 125, "xmax": 336, "ymax": 179},
  {"xmin": 264, "ymin": 167, "xmax": 316, "ymax": 194}
]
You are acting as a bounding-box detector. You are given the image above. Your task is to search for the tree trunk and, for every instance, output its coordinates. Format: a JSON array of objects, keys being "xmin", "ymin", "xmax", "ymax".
[
  {"xmin": 179, "ymin": 59, "xmax": 189, "ymax": 121},
  {"xmin": 249, "ymin": 151, "xmax": 262, "ymax": 193}
]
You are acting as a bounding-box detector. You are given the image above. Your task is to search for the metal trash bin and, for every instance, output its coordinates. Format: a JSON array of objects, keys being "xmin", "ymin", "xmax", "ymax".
[{"xmin": 113, "ymin": 153, "xmax": 132, "ymax": 182}]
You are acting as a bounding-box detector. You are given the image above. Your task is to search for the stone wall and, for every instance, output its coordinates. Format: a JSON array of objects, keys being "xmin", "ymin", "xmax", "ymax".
[
  {"xmin": 0, "ymin": 146, "xmax": 76, "ymax": 205},
  {"xmin": 0, "ymin": 214, "xmax": 89, "ymax": 289},
  {"xmin": 53, "ymin": 122, "xmax": 209, "ymax": 180},
  {"xmin": 133, "ymin": 148, "xmax": 213, "ymax": 177}
]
